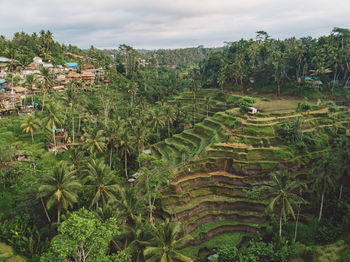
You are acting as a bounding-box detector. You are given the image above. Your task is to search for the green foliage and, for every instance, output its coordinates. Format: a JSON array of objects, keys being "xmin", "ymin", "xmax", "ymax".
[
  {"xmin": 234, "ymin": 97, "xmax": 255, "ymax": 113},
  {"xmin": 243, "ymin": 187, "xmax": 261, "ymax": 200},
  {"xmin": 41, "ymin": 208, "xmax": 119, "ymax": 262},
  {"xmin": 216, "ymin": 245, "xmax": 240, "ymax": 261},
  {"xmin": 109, "ymin": 251, "xmax": 132, "ymax": 262},
  {"xmin": 296, "ymin": 102, "xmax": 311, "ymax": 112},
  {"xmin": 276, "ymin": 117, "xmax": 304, "ymax": 143},
  {"xmin": 216, "ymin": 237, "xmax": 295, "ymax": 262}
]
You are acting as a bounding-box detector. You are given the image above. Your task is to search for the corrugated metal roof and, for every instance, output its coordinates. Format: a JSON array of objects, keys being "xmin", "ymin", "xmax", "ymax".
[{"xmin": 65, "ymin": 62, "xmax": 78, "ymax": 67}]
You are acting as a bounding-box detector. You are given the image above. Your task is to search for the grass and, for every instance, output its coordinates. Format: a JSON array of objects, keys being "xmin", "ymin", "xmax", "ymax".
[
  {"xmin": 314, "ymin": 240, "xmax": 349, "ymax": 262},
  {"xmin": 163, "ymin": 196, "xmax": 266, "ymax": 215},
  {"xmin": 0, "ymin": 243, "xmax": 26, "ymax": 262},
  {"xmin": 192, "ymin": 220, "xmax": 262, "ymax": 236},
  {"xmin": 180, "ymin": 232, "xmax": 244, "ymax": 260},
  {"xmin": 255, "ymin": 99, "xmax": 299, "ymax": 113}
]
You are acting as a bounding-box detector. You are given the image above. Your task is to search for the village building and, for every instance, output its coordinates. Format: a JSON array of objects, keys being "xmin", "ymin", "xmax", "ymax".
[{"xmin": 81, "ymin": 70, "xmax": 95, "ymax": 88}]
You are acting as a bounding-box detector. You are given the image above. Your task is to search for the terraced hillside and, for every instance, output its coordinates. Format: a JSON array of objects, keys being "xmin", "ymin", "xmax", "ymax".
[
  {"xmin": 169, "ymin": 88, "xmax": 238, "ymax": 122},
  {"xmin": 153, "ymin": 98, "xmax": 350, "ymax": 260}
]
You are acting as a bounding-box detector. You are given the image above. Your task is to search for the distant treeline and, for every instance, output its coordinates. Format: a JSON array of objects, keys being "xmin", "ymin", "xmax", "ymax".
[{"xmin": 200, "ymin": 29, "xmax": 350, "ymax": 96}]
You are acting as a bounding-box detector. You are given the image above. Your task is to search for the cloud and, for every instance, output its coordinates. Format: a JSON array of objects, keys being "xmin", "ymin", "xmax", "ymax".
[{"xmin": 0, "ymin": 0, "xmax": 349, "ymax": 49}]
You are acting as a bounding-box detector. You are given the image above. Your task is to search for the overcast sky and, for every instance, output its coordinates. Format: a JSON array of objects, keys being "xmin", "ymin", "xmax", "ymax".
[{"xmin": 0, "ymin": 0, "xmax": 349, "ymax": 49}]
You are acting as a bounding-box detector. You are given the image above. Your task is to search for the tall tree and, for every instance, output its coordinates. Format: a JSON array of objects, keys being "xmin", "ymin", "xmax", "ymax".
[
  {"xmin": 85, "ymin": 158, "xmax": 120, "ymax": 209},
  {"xmin": 118, "ymin": 129, "xmax": 134, "ymax": 178},
  {"xmin": 21, "ymin": 115, "xmax": 40, "ymax": 143},
  {"xmin": 144, "ymin": 219, "xmax": 193, "ymax": 262},
  {"xmin": 266, "ymin": 170, "xmax": 305, "ymax": 237},
  {"xmin": 311, "ymin": 152, "xmax": 337, "ymax": 221},
  {"xmin": 38, "ymin": 67, "xmax": 53, "ymax": 111},
  {"xmin": 38, "ymin": 162, "xmax": 82, "ymax": 223},
  {"xmin": 83, "ymin": 129, "xmax": 107, "ymax": 154}
]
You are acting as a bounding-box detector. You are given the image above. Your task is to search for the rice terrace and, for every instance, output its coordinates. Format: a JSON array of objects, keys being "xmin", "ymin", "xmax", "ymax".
[{"xmin": 0, "ymin": 1, "xmax": 350, "ymax": 261}]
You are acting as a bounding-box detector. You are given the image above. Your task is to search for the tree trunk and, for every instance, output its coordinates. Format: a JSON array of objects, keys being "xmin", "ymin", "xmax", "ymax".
[
  {"xmin": 71, "ymin": 106, "xmax": 75, "ymax": 143},
  {"xmin": 277, "ymin": 83, "xmax": 281, "ymax": 97},
  {"xmin": 31, "ymin": 132, "xmax": 34, "ymax": 143},
  {"xmin": 339, "ymin": 184, "xmax": 343, "ymax": 200},
  {"xmin": 109, "ymin": 148, "xmax": 113, "ymax": 168},
  {"xmin": 149, "ymin": 195, "xmax": 153, "ymax": 223},
  {"xmin": 279, "ymin": 208, "xmax": 283, "ymax": 237},
  {"xmin": 124, "ymin": 150, "xmax": 128, "ymax": 179},
  {"xmin": 41, "ymin": 197, "xmax": 51, "ymax": 223},
  {"xmin": 53, "ymin": 128, "xmax": 56, "ymax": 146},
  {"xmin": 57, "ymin": 201, "xmax": 61, "ymax": 223},
  {"xmin": 167, "ymin": 120, "xmax": 170, "ymax": 137},
  {"xmin": 78, "ymin": 114, "xmax": 81, "ymax": 134},
  {"xmin": 42, "ymin": 91, "xmax": 46, "ymax": 111},
  {"xmin": 318, "ymin": 190, "xmax": 325, "ymax": 221},
  {"xmin": 294, "ymin": 206, "xmax": 300, "ymax": 242}
]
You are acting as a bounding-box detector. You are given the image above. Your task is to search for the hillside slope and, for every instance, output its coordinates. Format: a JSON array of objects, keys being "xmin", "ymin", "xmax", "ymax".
[{"xmin": 153, "ymin": 96, "xmax": 350, "ymax": 259}]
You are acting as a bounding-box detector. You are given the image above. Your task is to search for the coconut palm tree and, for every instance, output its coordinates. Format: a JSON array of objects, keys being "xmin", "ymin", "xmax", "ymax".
[
  {"xmin": 204, "ymin": 96, "xmax": 212, "ymax": 118},
  {"xmin": 128, "ymin": 82, "xmax": 138, "ymax": 107},
  {"xmin": 67, "ymin": 147, "xmax": 86, "ymax": 175},
  {"xmin": 311, "ymin": 152, "xmax": 337, "ymax": 221},
  {"xmin": 63, "ymin": 81, "xmax": 77, "ymax": 143},
  {"xmin": 163, "ymin": 104, "xmax": 175, "ymax": 138},
  {"xmin": 266, "ymin": 170, "xmax": 305, "ymax": 237},
  {"xmin": 84, "ymin": 157, "xmax": 120, "ymax": 210},
  {"xmin": 21, "ymin": 115, "xmax": 40, "ymax": 143},
  {"xmin": 118, "ymin": 129, "xmax": 134, "ymax": 178},
  {"xmin": 132, "ymin": 119, "xmax": 147, "ymax": 160},
  {"xmin": 38, "ymin": 162, "xmax": 82, "ymax": 223},
  {"xmin": 25, "ymin": 74, "xmax": 37, "ymax": 106},
  {"xmin": 5, "ymin": 49, "xmax": 18, "ymax": 97},
  {"xmin": 112, "ymin": 187, "xmax": 147, "ymax": 225},
  {"xmin": 334, "ymin": 136, "xmax": 350, "ymax": 200},
  {"xmin": 41, "ymin": 102, "xmax": 61, "ymax": 146},
  {"xmin": 83, "ymin": 129, "xmax": 107, "ymax": 154},
  {"xmin": 119, "ymin": 215, "xmax": 154, "ymax": 262},
  {"xmin": 151, "ymin": 106, "xmax": 165, "ymax": 135},
  {"xmin": 39, "ymin": 67, "xmax": 53, "ymax": 111},
  {"xmin": 144, "ymin": 219, "xmax": 193, "ymax": 262}
]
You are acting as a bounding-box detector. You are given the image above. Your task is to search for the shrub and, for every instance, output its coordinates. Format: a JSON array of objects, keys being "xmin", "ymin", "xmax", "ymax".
[
  {"xmin": 216, "ymin": 245, "xmax": 240, "ymax": 261},
  {"xmin": 243, "ymin": 187, "xmax": 261, "ymax": 200},
  {"xmin": 234, "ymin": 97, "xmax": 255, "ymax": 113},
  {"xmin": 329, "ymin": 105, "xmax": 339, "ymax": 112},
  {"xmin": 296, "ymin": 102, "xmax": 311, "ymax": 112}
]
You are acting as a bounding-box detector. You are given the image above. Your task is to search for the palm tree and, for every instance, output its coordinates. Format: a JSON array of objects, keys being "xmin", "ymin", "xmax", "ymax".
[
  {"xmin": 25, "ymin": 74, "xmax": 37, "ymax": 106},
  {"xmin": 63, "ymin": 81, "xmax": 77, "ymax": 143},
  {"xmin": 119, "ymin": 215, "xmax": 154, "ymax": 262},
  {"xmin": 39, "ymin": 67, "xmax": 53, "ymax": 111},
  {"xmin": 83, "ymin": 129, "xmax": 107, "ymax": 154},
  {"xmin": 266, "ymin": 170, "xmax": 305, "ymax": 237},
  {"xmin": 38, "ymin": 162, "xmax": 82, "ymax": 223},
  {"xmin": 217, "ymin": 67, "xmax": 226, "ymax": 91},
  {"xmin": 67, "ymin": 147, "xmax": 86, "ymax": 175},
  {"xmin": 118, "ymin": 129, "xmax": 134, "ymax": 178},
  {"xmin": 41, "ymin": 102, "xmax": 61, "ymax": 146},
  {"xmin": 334, "ymin": 136, "xmax": 350, "ymax": 200},
  {"xmin": 5, "ymin": 49, "xmax": 19, "ymax": 107},
  {"xmin": 151, "ymin": 106, "xmax": 165, "ymax": 135},
  {"xmin": 112, "ymin": 187, "xmax": 147, "ymax": 225},
  {"xmin": 311, "ymin": 152, "xmax": 337, "ymax": 221},
  {"xmin": 144, "ymin": 219, "xmax": 193, "ymax": 262},
  {"xmin": 128, "ymin": 82, "xmax": 138, "ymax": 107},
  {"xmin": 132, "ymin": 119, "xmax": 147, "ymax": 160},
  {"xmin": 163, "ymin": 104, "xmax": 175, "ymax": 138},
  {"xmin": 204, "ymin": 96, "xmax": 212, "ymax": 118},
  {"xmin": 21, "ymin": 115, "xmax": 40, "ymax": 143},
  {"xmin": 84, "ymin": 158, "xmax": 120, "ymax": 209}
]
